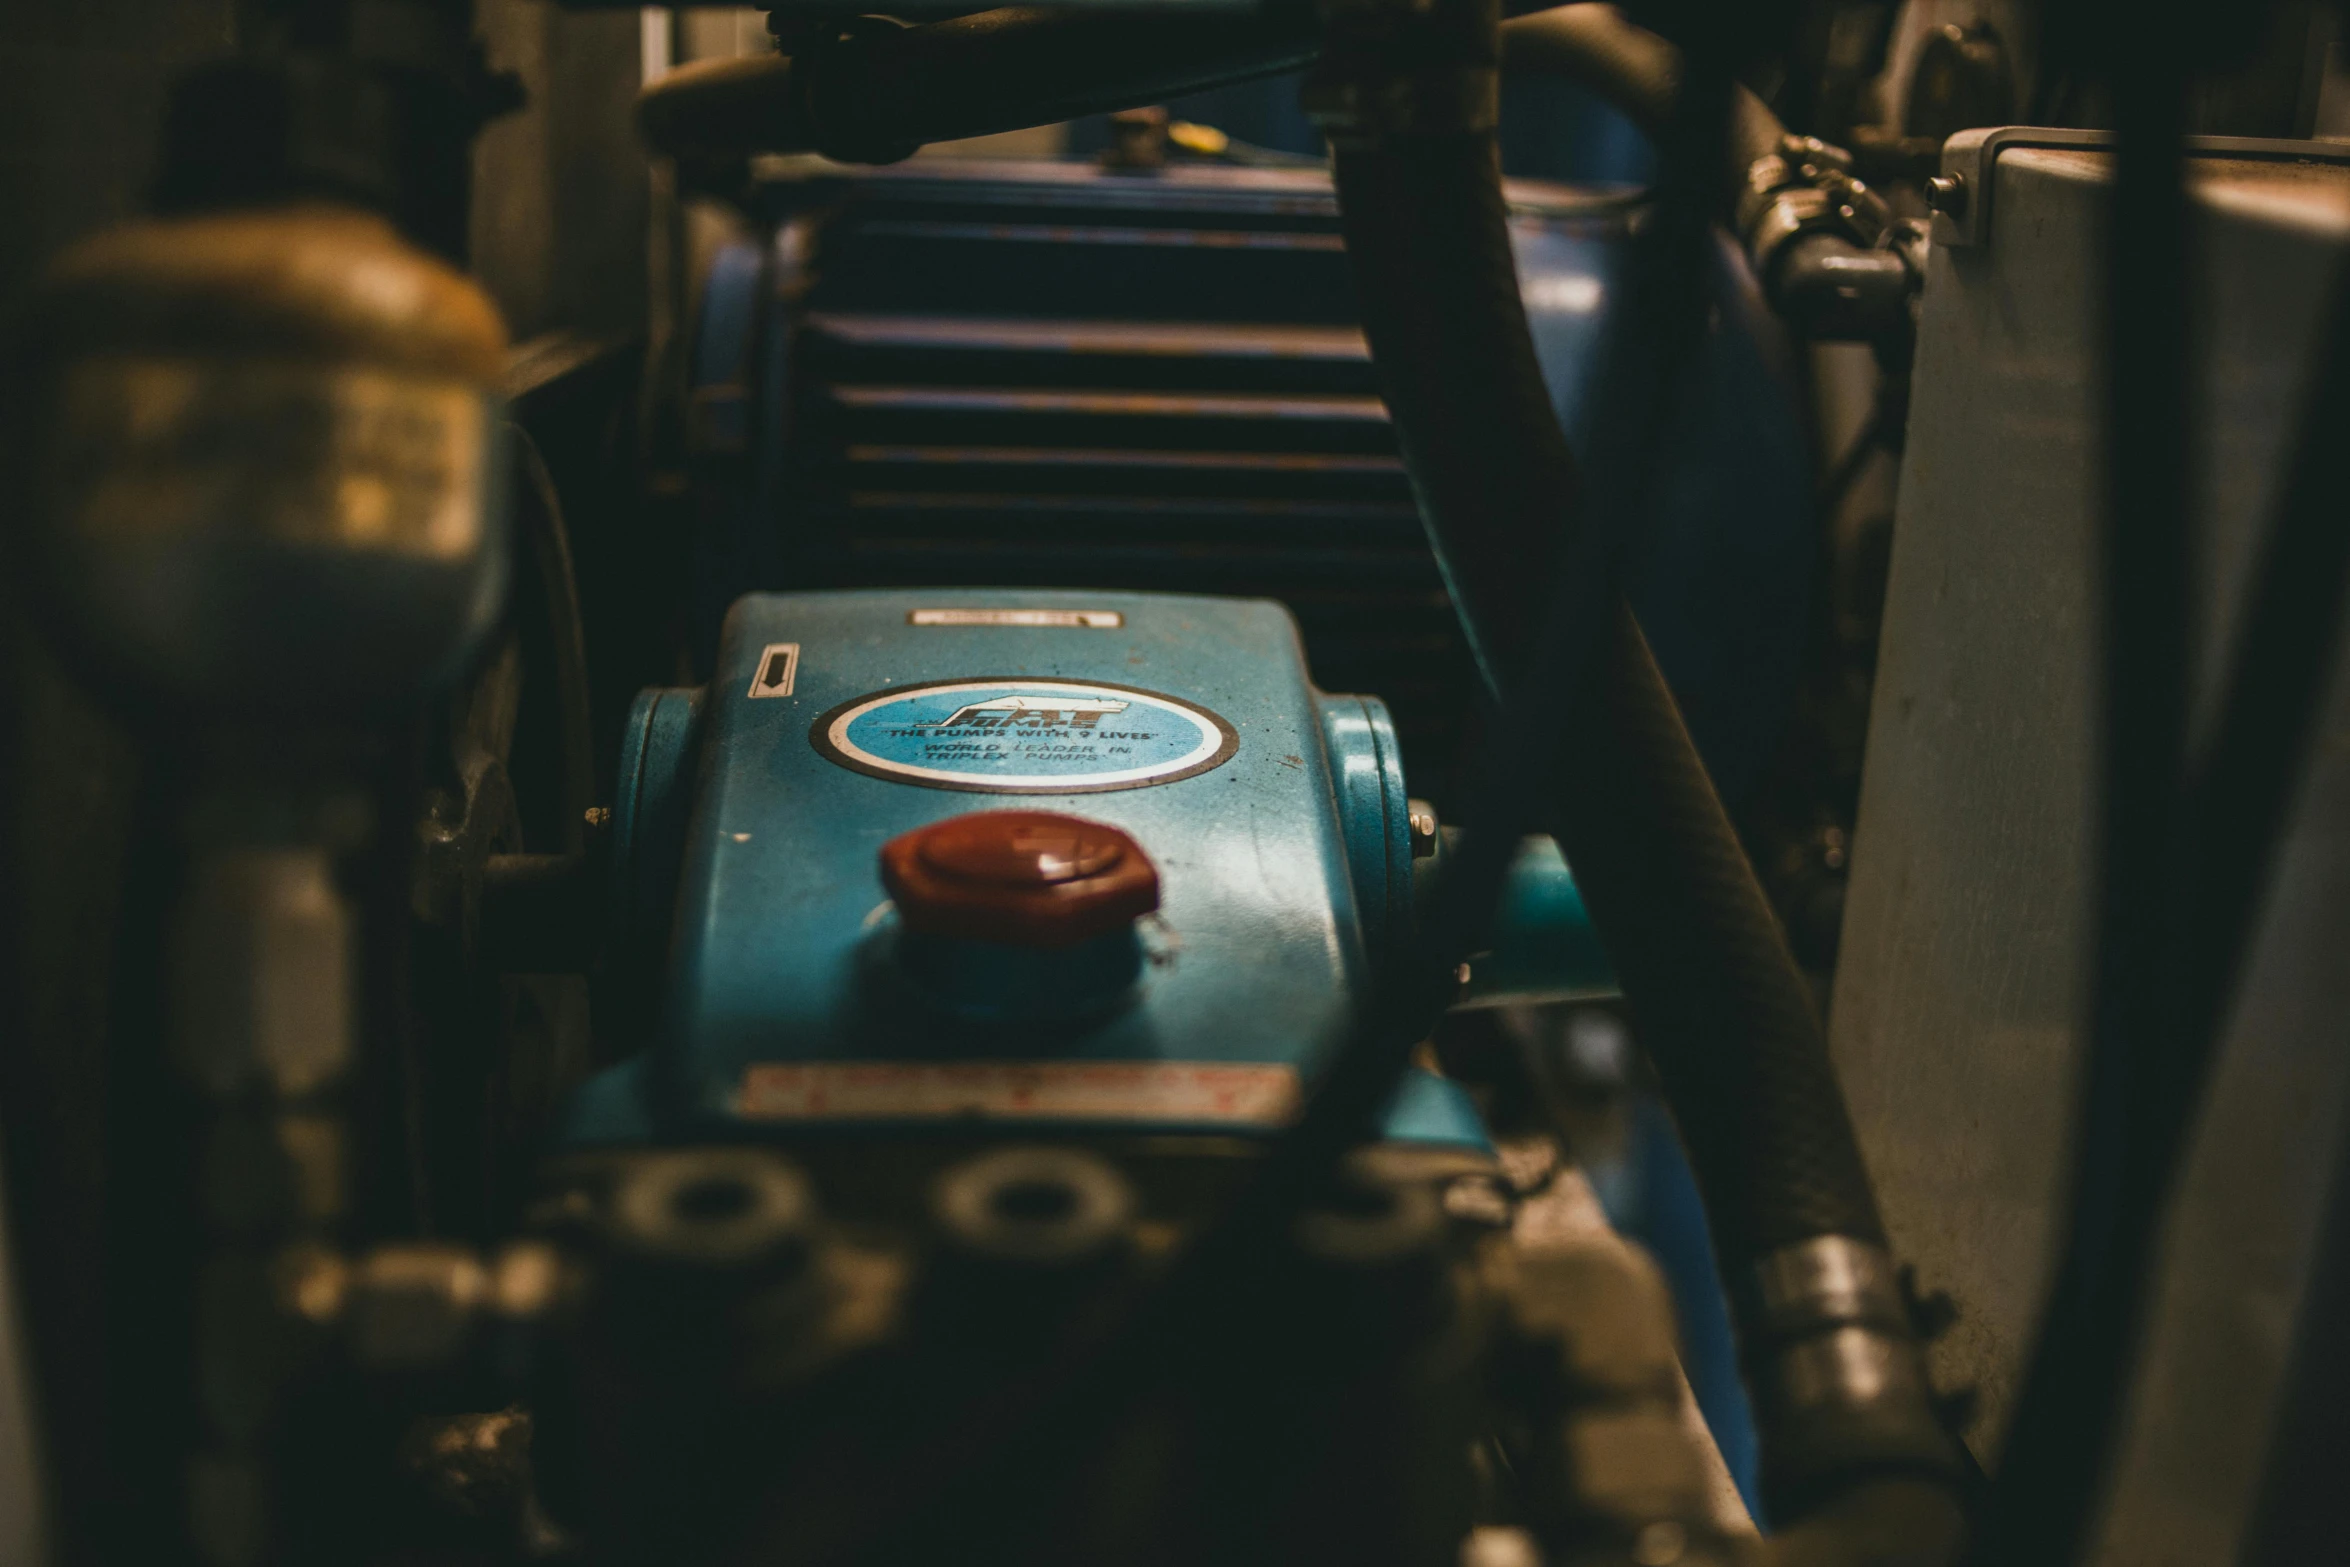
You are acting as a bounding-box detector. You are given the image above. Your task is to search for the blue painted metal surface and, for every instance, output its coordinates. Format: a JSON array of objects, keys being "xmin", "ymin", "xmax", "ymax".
[
  {"xmin": 1318, "ymin": 693, "xmax": 1412, "ymax": 974},
  {"xmin": 1378, "ymin": 1067, "xmax": 1496, "ymax": 1150},
  {"xmin": 610, "ymin": 684, "xmax": 705, "ymax": 961},
  {"xmin": 888, "ymin": 921, "xmax": 1147, "ymax": 1023},
  {"xmin": 1457, "ymin": 836, "xmax": 1617, "ymax": 1006},
  {"xmin": 569, "ymin": 586, "xmax": 1503, "ymax": 1148}
]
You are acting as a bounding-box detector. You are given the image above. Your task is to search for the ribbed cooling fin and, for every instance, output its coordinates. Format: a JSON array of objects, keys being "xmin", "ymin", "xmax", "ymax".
[{"xmin": 757, "ymin": 164, "xmax": 1486, "ymax": 777}]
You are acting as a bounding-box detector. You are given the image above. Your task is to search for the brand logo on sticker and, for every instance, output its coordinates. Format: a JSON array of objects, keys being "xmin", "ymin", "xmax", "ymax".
[{"xmin": 809, "ymin": 677, "xmax": 1237, "ymax": 794}]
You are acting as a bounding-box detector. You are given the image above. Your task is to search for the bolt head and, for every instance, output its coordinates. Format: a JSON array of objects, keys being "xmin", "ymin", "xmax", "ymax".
[{"xmin": 1407, "ymin": 799, "xmax": 1440, "ymax": 858}]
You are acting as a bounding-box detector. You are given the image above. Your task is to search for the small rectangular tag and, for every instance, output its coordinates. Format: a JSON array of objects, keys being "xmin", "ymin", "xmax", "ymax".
[
  {"xmin": 908, "ymin": 608, "xmax": 1123, "ymax": 629},
  {"xmin": 735, "ymin": 1061, "xmax": 1300, "ymax": 1125},
  {"xmin": 748, "ymin": 643, "xmax": 799, "ymax": 698}
]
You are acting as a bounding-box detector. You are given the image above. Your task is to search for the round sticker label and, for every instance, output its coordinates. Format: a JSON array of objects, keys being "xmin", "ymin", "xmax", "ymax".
[{"xmin": 809, "ymin": 677, "xmax": 1238, "ymax": 794}]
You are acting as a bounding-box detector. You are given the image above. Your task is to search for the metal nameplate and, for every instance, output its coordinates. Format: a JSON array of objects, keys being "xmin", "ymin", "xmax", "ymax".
[
  {"xmin": 908, "ymin": 608, "xmax": 1124, "ymax": 628},
  {"xmin": 735, "ymin": 1061, "xmax": 1300, "ymax": 1125}
]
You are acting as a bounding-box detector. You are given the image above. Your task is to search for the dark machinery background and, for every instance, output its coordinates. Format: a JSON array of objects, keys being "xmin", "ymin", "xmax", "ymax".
[{"xmin": 2, "ymin": 3, "xmax": 2348, "ymax": 1566}]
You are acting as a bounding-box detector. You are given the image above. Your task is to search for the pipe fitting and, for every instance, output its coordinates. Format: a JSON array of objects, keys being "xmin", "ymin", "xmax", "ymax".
[
  {"xmin": 1734, "ymin": 134, "xmax": 1920, "ymax": 343},
  {"xmin": 1738, "ymin": 137, "xmax": 1890, "ymax": 278}
]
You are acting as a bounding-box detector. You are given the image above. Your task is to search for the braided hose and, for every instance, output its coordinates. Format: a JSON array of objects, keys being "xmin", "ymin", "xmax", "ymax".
[{"xmin": 1313, "ymin": 0, "xmax": 1959, "ymax": 1519}]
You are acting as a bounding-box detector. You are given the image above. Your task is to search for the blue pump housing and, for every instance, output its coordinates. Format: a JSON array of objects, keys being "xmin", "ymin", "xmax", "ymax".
[{"xmin": 563, "ymin": 587, "xmax": 1612, "ymax": 1151}]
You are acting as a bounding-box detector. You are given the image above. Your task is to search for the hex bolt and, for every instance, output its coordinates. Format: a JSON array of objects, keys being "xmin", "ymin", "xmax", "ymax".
[
  {"xmin": 606, "ymin": 1148, "xmax": 819, "ymax": 1275},
  {"xmin": 1408, "ymin": 798, "xmax": 1440, "ymax": 858},
  {"xmin": 931, "ymin": 1146, "xmax": 1136, "ymax": 1268}
]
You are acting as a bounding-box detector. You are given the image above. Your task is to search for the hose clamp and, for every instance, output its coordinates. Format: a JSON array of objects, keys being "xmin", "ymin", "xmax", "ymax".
[
  {"xmin": 1773, "ymin": 1323, "xmax": 1931, "ymax": 1414},
  {"xmin": 1754, "ymin": 1232, "xmax": 1905, "ymax": 1336},
  {"xmin": 1747, "ymin": 1235, "xmax": 1925, "ymax": 1413},
  {"xmin": 1743, "ymin": 1236, "xmax": 1963, "ymax": 1495}
]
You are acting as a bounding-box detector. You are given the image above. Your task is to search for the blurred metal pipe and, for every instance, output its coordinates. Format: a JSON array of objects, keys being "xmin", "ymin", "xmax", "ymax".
[
  {"xmin": 638, "ymin": 6, "xmax": 1324, "ymax": 163},
  {"xmin": 634, "ymin": 1, "xmax": 1740, "ymax": 166}
]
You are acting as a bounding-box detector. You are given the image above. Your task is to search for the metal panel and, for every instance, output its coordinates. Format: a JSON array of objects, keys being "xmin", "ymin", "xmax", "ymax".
[{"xmin": 1832, "ymin": 138, "xmax": 2350, "ymax": 1565}]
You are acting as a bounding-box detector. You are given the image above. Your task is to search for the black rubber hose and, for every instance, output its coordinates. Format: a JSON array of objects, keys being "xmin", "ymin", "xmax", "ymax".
[
  {"xmin": 1320, "ymin": 0, "xmax": 1954, "ymax": 1515},
  {"xmin": 1557, "ymin": 610, "xmax": 1886, "ymax": 1253},
  {"xmin": 1327, "ymin": 4, "xmax": 1879, "ymax": 1285}
]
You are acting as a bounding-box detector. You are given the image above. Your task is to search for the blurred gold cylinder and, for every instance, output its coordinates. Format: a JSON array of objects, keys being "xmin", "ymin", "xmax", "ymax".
[{"xmin": 6, "ymin": 205, "xmax": 512, "ymax": 722}]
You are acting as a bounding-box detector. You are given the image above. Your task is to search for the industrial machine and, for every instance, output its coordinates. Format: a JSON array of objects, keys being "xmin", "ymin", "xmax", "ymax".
[{"xmin": 3, "ymin": 2, "xmax": 2347, "ymax": 1565}]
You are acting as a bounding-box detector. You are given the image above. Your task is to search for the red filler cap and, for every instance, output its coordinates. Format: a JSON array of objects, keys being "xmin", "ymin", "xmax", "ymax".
[{"xmin": 880, "ymin": 811, "xmax": 1161, "ymax": 948}]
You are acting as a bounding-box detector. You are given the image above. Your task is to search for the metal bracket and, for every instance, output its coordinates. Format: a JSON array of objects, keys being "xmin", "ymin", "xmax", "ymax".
[{"xmin": 1932, "ymin": 126, "xmax": 2350, "ymax": 248}]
